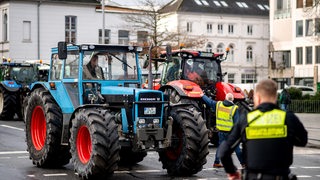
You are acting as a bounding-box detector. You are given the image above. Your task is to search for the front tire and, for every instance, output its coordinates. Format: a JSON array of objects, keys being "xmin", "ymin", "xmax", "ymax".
[
  {"xmin": 25, "ymin": 88, "xmax": 70, "ymax": 167},
  {"xmin": 0, "ymin": 86, "xmax": 17, "ymax": 120},
  {"xmin": 70, "ymin": 108, "xmax": 120, "ymax": 179},
  {"xmin": 159, "ymin": 106, "xmax": 209, "ymax": 176}
]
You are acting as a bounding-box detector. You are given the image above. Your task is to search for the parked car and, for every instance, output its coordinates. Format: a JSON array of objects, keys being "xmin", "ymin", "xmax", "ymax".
[
  {"xmin": 278, "ymin": 85, "xmax": 316, "ymax": 96},
  {"xmin": 289, "ymin": 85, "xmax": 316, "ymax": 96}
]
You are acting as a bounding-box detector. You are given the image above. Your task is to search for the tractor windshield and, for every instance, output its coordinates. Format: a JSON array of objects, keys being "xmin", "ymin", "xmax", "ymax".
[
  {"xmin": 0, "ymin": 65, "xmax": 37, "ymax": 84},
  {"xmin": 183, "ymin": 58, "xmax": 221, "ymax": 86},
  {"xmin": 82, "ymin": 51, "xmax": 138, "ymax": 80}
]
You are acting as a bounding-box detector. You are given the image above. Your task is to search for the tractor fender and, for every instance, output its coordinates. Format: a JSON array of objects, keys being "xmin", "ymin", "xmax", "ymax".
[
  {"xmin": 0, "ymin": 81, "xmax": 20, "ymax": 92},
  {"xmin": 159, "ymin": 80, "xmax": 203, "ymax": 98},
  {"xmin": 215, "ymin": 82, "xmax": 246, "ymax": 101}
]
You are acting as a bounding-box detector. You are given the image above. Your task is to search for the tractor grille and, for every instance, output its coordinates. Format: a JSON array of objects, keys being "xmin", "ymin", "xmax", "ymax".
[{"xmin": 137, "ymin": 92, "xmax": 162, "ymax": 117}]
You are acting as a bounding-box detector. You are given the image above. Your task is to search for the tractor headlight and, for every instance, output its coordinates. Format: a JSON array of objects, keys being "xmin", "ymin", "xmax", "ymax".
[
  {"xmin": 153, "ymin": 119, "xmax": 159, "ymax": 124},
  {"xmin": 138, "ymin": 118, "xmax": 146, "ymax": 124}
]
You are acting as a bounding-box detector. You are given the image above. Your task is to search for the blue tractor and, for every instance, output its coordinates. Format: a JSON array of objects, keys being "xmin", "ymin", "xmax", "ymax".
[
  {"xmin": 24, "ymin": 42, "xmax": 209, "ymax": 179},
  {"xmin": 0, "ymin": 61, "xmax": 48, "ymax": 120}
]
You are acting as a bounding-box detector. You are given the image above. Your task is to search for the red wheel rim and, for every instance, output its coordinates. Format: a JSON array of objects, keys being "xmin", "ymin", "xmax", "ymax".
[
  {"xmin": 77, "ymin": 125, "xmax": 92, "ymax": 164},
  {"xmin": 31, "ymin": 106, "xmax": 46, "ymax": 151},
  {"xmin": 166, "ymin": 129, "xmax": 183, "ymax": 160}
]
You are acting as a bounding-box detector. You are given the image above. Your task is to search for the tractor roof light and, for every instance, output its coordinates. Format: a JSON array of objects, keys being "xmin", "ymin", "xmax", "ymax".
[
  {"xmin": 183, "ymin": 85, "xmax": 194, "ymax": 91},
  {"xmin": 49, "ymin": 82, "xmax": 56, "ymax": 90},
  {"xmin": 234, "ymin": 86, "xmax": 241, "ymax": 92}
]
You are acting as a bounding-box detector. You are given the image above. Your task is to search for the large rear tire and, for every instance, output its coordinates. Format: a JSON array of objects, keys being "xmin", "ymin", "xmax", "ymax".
[
  {"xmin": 70, "ymin": 108, "xmax": 120, "ymax": 179},
  {"xmin": 25, "ymin": 88, "xmax": 70, "ymax": 167},
  {"xmin": 159, "ymin": 106, "xmax": 209, "ymax": 176},
  {"xmin": 0, "ymin": 86, "xmax": 17, "ymax": 120}
]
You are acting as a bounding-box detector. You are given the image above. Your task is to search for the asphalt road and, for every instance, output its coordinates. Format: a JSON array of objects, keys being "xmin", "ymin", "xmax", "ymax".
[{"xmin": 0, "ymin": 115, "xmax": 320, "ymax": 180}]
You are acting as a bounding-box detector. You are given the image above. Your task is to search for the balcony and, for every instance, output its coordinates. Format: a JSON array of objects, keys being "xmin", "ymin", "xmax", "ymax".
[{"xmin": 274, "ymin": 9, "xmax": 291, "ymax": 19}]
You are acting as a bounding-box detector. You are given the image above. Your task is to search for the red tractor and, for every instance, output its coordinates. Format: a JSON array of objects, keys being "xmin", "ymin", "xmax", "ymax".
[{"xmin": 153, "ymin": 48, "xmax": 251, "ymax": 145}]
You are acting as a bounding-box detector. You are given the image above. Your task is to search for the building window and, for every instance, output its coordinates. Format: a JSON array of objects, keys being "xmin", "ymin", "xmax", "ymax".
[
  {"xmin": 296, "ymin": 0, "xmax": 303, "ymax": 8},
  {"xmin": 137, "ymin": 31, "xmax": 148, "ymax": 44},
  {"xmin": 206, "ymin": 43, "xmax": 213, "ymax": 52},
  {"xmin": 228, "ymin": 73, "xmax": 235, "ymax": 83},
  {"xmin": 3, "ymin": 12, "xmax": 8, "ymax": 42},
  {"xmin": 118, "ymin": 30, "xmax": 129, "ymax": 45},
  {"xmin": 246, "ymin": 46, "xmax": 253, "ymax": 62},
  {"xmin": 23, "ymin": 21, "xmax": 31, "ymax": 42},
  {"xmin": 283, "ymin": 51, "xmax": 291, "ymax": 68},
  {"xmin": 217, "ymin": 43, "xmax": 224, "ymax": 53},
  {"xmin": 228, "ymin": 44, "xmax": 234, "ymax": 62},
  {"xmin": 228, "ymin": 24, "xmax": 234, "ymax": 34},
  {"xmin": 306, "ymin": 0, "xmax": 313, "ymax": 7},
  {"xmin": 315, "ymin": 18, "xmax": 320, "ymax": 35},
  {"xmin": 296, "ymin": 47, "xmax": 303, "ymax": 64},
  {"xmin": 65, "ymin": 16, "xmax": 77, "ymax": 44},
  {"xmin": 241, "ymin": 74, "xmax": 256, "ymax": 83},
  {"xmin": 306, "ymin": 46, "xmax": 313, "ymax": 64},
  {"xmin": 316, "ymin": 46, "xmax": 320, "ymax": 64},
  {"xmin": 207, "ymin": 23, "xmax": 212, "ymax": 33},
  {"xmin": 296, "ymin": 20, "xmax": 303, "ymax": 37},
  {"xmin": 277, "ymin": 0, "xmax": 283, "ymax": 9},
  {"xmin": 99, "ymin": 29, "xmax": 110, "ymax": 44},
  {"xmin": 218, "ymin": 24, "xmax": 223, "ymax": 34},
  {"xmin": 187, "ymin": 22, "xmax": 192, "ymax": 32},
  {"xmin": 306, "ymin": 19, "xmax": 313, "ymax": 36},
  {"xmin": 247, "ymin": 25, "xmax": 253, "ymax": 35}
]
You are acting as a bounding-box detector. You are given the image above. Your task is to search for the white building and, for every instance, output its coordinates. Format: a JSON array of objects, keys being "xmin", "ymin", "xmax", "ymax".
[
  {"xmin": 0, "ymin": 0, "xmax": 149, "ymax": 62},
  {"xmin": 269, "ymin": 0, "xmax": 320, "ymax": 90},
  {"xmin": 1, "ymin": 0, "xmax": 272, "ymax": 85},
  {"xmin": 159, "ymin": 0, "xmax": 270, "ymax": 84}
]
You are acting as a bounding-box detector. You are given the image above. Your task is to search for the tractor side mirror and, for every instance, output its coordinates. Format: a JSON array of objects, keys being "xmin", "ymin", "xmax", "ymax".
[{"xmin": 58, "ymin": 42, "xmax": 67, "ymax": 59}]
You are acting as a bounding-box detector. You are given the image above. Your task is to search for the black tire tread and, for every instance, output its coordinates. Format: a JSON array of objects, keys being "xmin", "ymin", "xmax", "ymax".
[
  {"xmin": 159, "ymin": 105, "xmax": 209, "ymax": 176},
  {"xmin": 0, "ymin": 86, "xmax": 17, "ymax": 120},
  {"xmin": 25, "ymin": 88, "xmax": 70, "ymax": 168},
  {"xmin": 70, "ymin": 108, "xmax": 120, "ymax": 179}
]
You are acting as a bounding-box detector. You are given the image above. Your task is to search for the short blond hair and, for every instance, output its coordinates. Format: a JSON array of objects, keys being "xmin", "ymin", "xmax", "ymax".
[
  {"xmin": 255, "ymin": 79, "xmax": 277, "ymax": 99},
  {"xmin": 225, "ymin": 93, "xmax": 234, "ymax": 101}
]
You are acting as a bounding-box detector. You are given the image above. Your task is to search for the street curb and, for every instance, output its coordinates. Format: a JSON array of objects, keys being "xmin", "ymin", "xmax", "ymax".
[{"xmin": 306, "ymin": 142, "xmax": 320, "ymax": 149}]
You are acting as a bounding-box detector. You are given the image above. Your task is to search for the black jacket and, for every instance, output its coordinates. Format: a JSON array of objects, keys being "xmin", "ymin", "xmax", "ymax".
[{"xmin": 219, "ymin": 103, "xmax": 308, "ymax": 176}]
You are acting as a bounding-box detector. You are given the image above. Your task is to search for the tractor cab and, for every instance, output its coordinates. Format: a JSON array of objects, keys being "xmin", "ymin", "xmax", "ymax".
[{"xmin": 160, "ymin": 50, "xmax": 225, "ymax": 89}]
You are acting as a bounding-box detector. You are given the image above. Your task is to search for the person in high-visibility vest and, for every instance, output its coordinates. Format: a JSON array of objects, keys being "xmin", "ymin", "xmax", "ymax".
[
  {"xmin": 219, "ymin": 79, "xmax": 308, "ymax": 180},
  {"xmin": 202, "ymin": 93, "xmax": 244, "ymax": 168}
]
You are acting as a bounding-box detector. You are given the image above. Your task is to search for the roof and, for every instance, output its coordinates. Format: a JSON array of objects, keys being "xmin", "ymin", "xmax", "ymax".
[
  {"xmin": 159, "ymin": 0, "xmax": 269, "ymax": 16},
  {"xmin": 0, "ymin": 0, "xmax": 100, "ymax": 5}
]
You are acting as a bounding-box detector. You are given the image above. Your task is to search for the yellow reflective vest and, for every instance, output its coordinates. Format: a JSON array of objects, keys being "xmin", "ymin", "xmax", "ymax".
[
  {"xmin": 246, "ymin": 109, "xmax": 287, "ymax": 139},
  {"xmin": 216, "ymin": 101, "xmax": 238, "ymax": 132}
]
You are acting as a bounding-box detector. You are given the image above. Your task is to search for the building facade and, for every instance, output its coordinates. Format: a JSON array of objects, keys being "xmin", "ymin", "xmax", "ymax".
[
  {"xmin": 159, "ymin": 0, "xmax": 270, "ymax": 84},
  {"xmin": 0, "ymin": 0, "xmax": 148, "ymax": 62},
  {"xmin": 269, "ymin": 0, "xmax": 320, "ymax": 90}
]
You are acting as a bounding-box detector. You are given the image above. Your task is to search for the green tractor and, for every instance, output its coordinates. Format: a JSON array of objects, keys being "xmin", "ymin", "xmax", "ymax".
[{"xmin": 0, "ymin": 60, "xmax": 49, "ymax": 120}]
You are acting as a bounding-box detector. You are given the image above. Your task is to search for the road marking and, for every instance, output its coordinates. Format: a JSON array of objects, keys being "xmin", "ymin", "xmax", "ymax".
[
  {"xmin": 114, "ymin": 171, "xmax": 131, "ymax": 174},
  {"xmin": 296, "ymin": 175, "xmax": 312, "ymax": 178},
  {"xmin": 0, "ymin": 151, "xmax": 28, "ymax": 155},
  {"xmin": 301, "ymin": 166, "xmax": 320, "ymax": 169},
  {"xmin": 135, "ymin": 170, "xmax": 162, "ymax": 173},
  {"xmin": 0, "ymin": 124, "xmax": 24, "ymax": 131},
  {"xmin": 43, "ymin": 173, "xmax": 68, "ymax": 177}
]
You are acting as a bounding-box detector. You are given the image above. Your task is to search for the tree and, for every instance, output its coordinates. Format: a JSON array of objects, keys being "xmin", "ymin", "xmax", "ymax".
[
  {"xmin": 123, "ymin": 0, "xmax": 206, "ymax": 57},
  {"xmin": 303, "ymin": 0, "xmax": 320, "ymax": 39}
]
